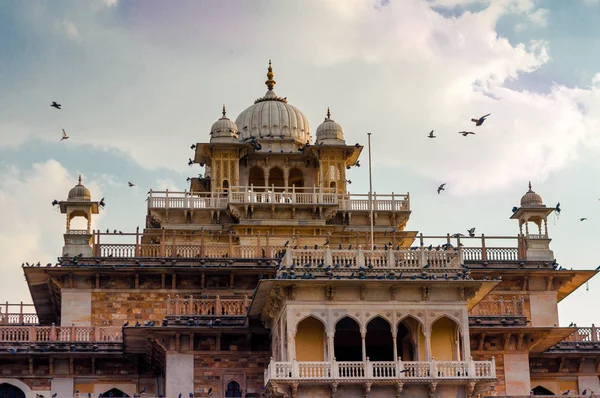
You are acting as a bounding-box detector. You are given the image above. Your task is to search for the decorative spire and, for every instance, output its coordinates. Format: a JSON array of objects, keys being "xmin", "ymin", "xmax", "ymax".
[
  {"xmin": 265, "ymin": 59, "xmax": 276, "ymax": 91},
  {"xmin": 222, "ymin": 104, "xmax": 227, "ymax": 118},
  {"xmin": 78, "ymin": 174, "xmax": 82, "ymax": 185},
  {"xmin": 327, "ymin": 107, "xmax": 331, "ymax": 119},
  {"xmin": 528, "ymin": 181, "xmax": 532, "ymax": 191}
]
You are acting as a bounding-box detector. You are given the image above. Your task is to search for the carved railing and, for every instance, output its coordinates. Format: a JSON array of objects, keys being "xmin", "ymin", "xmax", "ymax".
[
  {"xmin": 147, "ymin": 189, "xmax": 410, "ymax": 211},
  {"xmin": 564, "ymin": 325, "xmax": 600, "ymax": 343},
  {"xmin": 0, "ymin": 325, "xmax": 122, "ymax": 342},
  {"xmin": 166, "ymin": 296, "xmax": 250, "ymax": 317},
  {"xmin": 469, "ymin": 296, "xmax": 524, "ymax": 317},
  {"xmin": 265, "ymin": 358, "xmax": 496, "ymax": 384},
  {"xmin": 0, "ymin": 302, "xmax": 38, "ymax": 325},
  {"xmin": 282, "ymin": 248, "xmax": 462, "ymax": 271}
]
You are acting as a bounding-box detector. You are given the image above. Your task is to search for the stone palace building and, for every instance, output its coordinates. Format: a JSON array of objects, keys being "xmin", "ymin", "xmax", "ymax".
[{"xmin": 0, "ymin": 63, "xmax": 598, "ymax": 398}]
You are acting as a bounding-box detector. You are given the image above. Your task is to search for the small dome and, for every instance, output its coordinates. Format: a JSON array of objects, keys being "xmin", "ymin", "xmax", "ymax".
[
  {"xmin": 235, "ymin": 61, "xmax": 311, "ymax": 146},
  {"xmin": 316, "ymin": 108, "xmax": 345, "ymax": 145},
  {"xmin": 520, "ymin": 182, "xmax": 543, "ymax": 207},
  {"xmin": 210, "ymin": 105, "xmax": 239, "ymax": 142},
  {"xmin": 68, "ymin": 175, "xmax": 91, "ymax": 202}
]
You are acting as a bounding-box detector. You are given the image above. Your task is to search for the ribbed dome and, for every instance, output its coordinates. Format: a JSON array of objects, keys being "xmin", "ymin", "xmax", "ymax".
[
  {"xmin": 316, "ymin": 108, "xmax": 344, "ymax": 145},
  {"xmin": 68, "ymin": 175, "xmax": 91, "ymax": 202},
  {"xmin": 210, "ymin": 105, "xmax": 239, "ymax": 143},
  {"xmin": 520, "ymin": 182, "xmax": 543, "ymax": 207},
  {"xmin": 234, "ymin": 61, "xmax": 311, "ymax": 146}
]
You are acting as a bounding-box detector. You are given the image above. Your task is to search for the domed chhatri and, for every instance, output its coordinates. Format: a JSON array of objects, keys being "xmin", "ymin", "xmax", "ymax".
[
  {"xmin": 210, "ymin": 105, "xmax": 239, "ymax": 143},
  {"xmin": 235, "ymin": 61, "xmax": 311, "ymax": 146},
  {"xmin": 67, "ymin": 175, "xmax": 91, "ymax": 202},
  {"xmin": 520, "ymin": 181, "xmax": 544, "ymax": 207},
  {"xmin": 316, "ymin": 107, "xmax": 345, "ymax": 145}
]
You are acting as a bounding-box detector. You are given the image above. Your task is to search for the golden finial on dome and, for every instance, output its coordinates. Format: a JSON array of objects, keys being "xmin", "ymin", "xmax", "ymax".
[
  {"xmin": 327, "ymin": 107, "xmax": 331, "ymax": 119},
  {"xmin": 265, "ymin": 59, "xmax": 276, "ymax": 91},
  {"xmin": 78, "ymin": 174, "xmax": 82, "ymax": 185},
  {"xmin": 222, "ymin": 104, "xmax": 227, "ymax": 118},
  {"xmin": 528, "ymin": 181, "xmax": 532, "ymax": 191}
]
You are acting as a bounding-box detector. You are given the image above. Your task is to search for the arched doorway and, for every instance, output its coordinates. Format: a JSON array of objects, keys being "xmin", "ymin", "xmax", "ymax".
[
  {"xmin": 334, "ymin": 317, "xmax": 362, "ymax": 361},
  {"xmin": 225, "ymin": 381, "xmax": 242, "ymax": 397},
  {"xmin": 397, "ymin": 321, "xmax": 416, "ymax": 361},
  {"xmin": 268, "ymin": 167, "xmax": 285, "ymax": 190},
  {"xmin": 248, "ymin": 166, "xmax": 265, "ymax": 188},
  {"xmin": 0, "ymin": 383, "xmax": 25, "ymax": 398},
  {"xmin": 288, "ymin": 168, "xmax": 304, "ymax": 188},
  {"xmin": 366, "ymin": 317, "xmax": 393, "ymax": 361},
  {"xmin": 295, "ymin": 316, "xmax": 325, "ymax": 361},
  {"xmin": 100, "ymin": 388, "xmax": 130, "ymax": 397},
  {"xmin": 531, "ymin": 386, "xmax": 555, "ymax": 395},
  {"xmin": 430, "ymin": 317, "xmax": 461, "ymax": 361}
]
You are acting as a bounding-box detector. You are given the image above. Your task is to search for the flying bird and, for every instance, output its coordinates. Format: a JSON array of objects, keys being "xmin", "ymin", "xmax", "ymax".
[
  {"xmin": 458, "ymin": 131, "xmax": 475, "ymax": 136},
  {"xmin": 580, "ymin": 218, "xmax": 588, "ymax": 221},
  {"xmin": 99, "ymin": 197, "xmax": 105, "ymax": 207},
  {"xmin": 555, "ymin": 202, "xmax": 561, "ymax": 215},
  {"xmin": 437, "ymin": 183, "xmax": 446, "ymax": 194},
  {"xmin": 50, "ymin": 101, "xmax": 61, "ymax": 109},
  {"xmin": 61, "ymin": 129, "xmax": 69, "ymax": 141},
  {"xmin": 188, "ymin": 158, "xmax": 194, "ymax": 166},
  {"xmin": 128, "ymin": 182, "xmax": 135, "ymax": 187},
  {"xmin": 190, "ymin": 144, "xmax": 196, "ymax": 150},
  {"xmin": 428, "ymin": 130, "xmax": 436, "ymax": 138},
  {"xmin": 468, "ymin": 228, "xmax": 476, "ymax": 237},
  {"xmin": 471, "ymin": 113, "xmax": 490, "ymax": 126}
]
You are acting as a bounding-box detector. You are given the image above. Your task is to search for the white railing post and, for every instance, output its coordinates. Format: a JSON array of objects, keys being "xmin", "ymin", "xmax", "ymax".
[
  {"xmin": 469, "ymin": 356, "xmax": 476, "ymax": 378},
  {"xmin": 365, "ymin": 357, "xmax": 372, "ymax": 378},
  {"xmin": 292, "ymin": 359, "xmax": 299, "ymax": 379},
  {"xmin": 357, "ymin": 247, "xmax": 365, "ymax": 268},
  {"xmin": 490, "ymin": 356, "xmax": 496, "ymax": 377},
  {"xmin": 458, "ymin": 247, "xmax": 464, "ymax": 265},
  {"xmin": 431, "ymin": 358, "xmax": 437, "ymax": 378},
  {"xmin": 165, "ymin": 189, "xmax": 169, "ymax": 210},
  {"xmin": 325, "ymin": 248, "xmax": 332, "ymax": 267},
  {"xmin": 388, "ymin": 249, "xmax": 395, "ymax": 268},
  {"xmin": 396, "ymin": 357, "xmax": 402, "ymax": 378},
  {"xmin": 332, "ymin": 358, "xmax": 338, "ymax": 378}
]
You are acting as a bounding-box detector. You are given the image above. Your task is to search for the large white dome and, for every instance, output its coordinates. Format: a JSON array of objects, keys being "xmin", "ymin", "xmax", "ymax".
[{"xmin": 234, "ymin": 62, "xmax": 311, "ymax": 146}]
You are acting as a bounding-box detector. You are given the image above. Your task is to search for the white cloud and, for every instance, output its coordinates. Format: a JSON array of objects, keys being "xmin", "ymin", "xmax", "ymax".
[
  {"xmin": 582, "ymin": 0, "xmax": 600, "ymax": 5},
  {"xmin": 0, "ymin": 0, "xmax": 598, "ymax": 197},
  {"xmin": 62, "ymin": 20, "xmax": 80, "ymax": 41},
  {"xmin": 0, "ymin": 161, "xmax": 104, "ymax": 301}
]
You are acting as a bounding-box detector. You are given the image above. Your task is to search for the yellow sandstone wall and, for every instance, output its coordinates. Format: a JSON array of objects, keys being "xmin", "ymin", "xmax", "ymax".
[
  {"xmin": 430, "ymin": 317, "xmax": 456, "ymax": 361},
  {"xmin": 295, "ymin": 317, "xmax": 325, "ymax": 361}
]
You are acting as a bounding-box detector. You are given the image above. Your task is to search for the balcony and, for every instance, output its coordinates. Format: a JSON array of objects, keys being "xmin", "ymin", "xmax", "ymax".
[
  {"xmin": 281, "ymin": 247, "xmax": 462, "ymax": 272},
  {"xmin": 0, "ymin": 324, "xmax": 122, "ymax": 343},
  {"xmin": 164, "ymin": 295, "xmax": 249, "ymax": 326},
  {"xmin": 147, "ymin": 188, "xmax": 410, "ymax": 211},
  {"xmin": 264, "ymin": 358, "xmax": 496, "ymax": 384},
  {"xmin": 469, "ymin": 296, "xmax": 528, "ymax": 326},
  {"xmin": 0, "ymin": 302, "xmax": 38, "ymax": 325}
]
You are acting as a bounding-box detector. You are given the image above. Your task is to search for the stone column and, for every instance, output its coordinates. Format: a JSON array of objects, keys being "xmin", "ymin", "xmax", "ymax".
[
  {"xmin": 327, "ymin": 332, "xmax": 335, "ymax": 361},
  {"xmin": 503, "ymin": 352, "xmax": 531, "ymax": 395},
  {"xmin": 165, "ymin": 353, "xmax": 194, "ymax": 398},
  {"xmin": 392, "ymin": 332, "xmax": 398, "ymax": 362},
  {"xmin": 361, "ymin": 331, "xmax": 367, "ymax": 361},
  {"xmin": 423, "ymin": 331, "xmax": 432, "ymax": 360}
]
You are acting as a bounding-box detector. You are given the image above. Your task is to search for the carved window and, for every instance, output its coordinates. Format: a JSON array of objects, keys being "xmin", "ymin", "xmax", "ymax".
[{"xmin": 225, "ymin": 381, "xmax": 242, "ymax": 397}]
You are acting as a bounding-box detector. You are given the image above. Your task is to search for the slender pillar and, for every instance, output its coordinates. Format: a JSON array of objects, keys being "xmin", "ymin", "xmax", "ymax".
[
  {"xmin": 424, "ymin": 332, "xmax": 432, "ymax": 360},
  {"xmin": 392, "ymin": 332, "xmax": 398, "ymax": 362},
  {"xmin": 327, "ymin": 332, "xmax": 335, "ymax": 361},
  {"xmin": 361, "ymin": 331, "xmax": 367, "ymax": 361}
]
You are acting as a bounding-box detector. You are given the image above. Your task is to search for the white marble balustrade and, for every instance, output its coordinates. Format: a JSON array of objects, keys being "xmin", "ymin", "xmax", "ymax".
[{"xmin": 264, "ymin": 358, "xmax": 496, "ymax": 384}]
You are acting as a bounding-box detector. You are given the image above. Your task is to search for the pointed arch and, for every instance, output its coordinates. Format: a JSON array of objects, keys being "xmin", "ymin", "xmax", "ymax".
[
  {"xmin": 334, "ymin": 316, "xmax": 362, "ymax": 361},
  {"xmin": 248, "ymin": 166, "xmax": 265, "ymax": 189},
  {"xmin": 225, "ymin": 380, "xmax": 243, "ymax": 397},
  {"xmin": 288, "ymin": 168, "xmax": 304, "ymax": 188},
  {"xmin": 0, "ymin": 383, "xmax": 25, "ymax": 398},
  {"xmin": 366, "ymin": 316, "xmax": 394, "ymax": 361},
  {"xmin": 430, "ymin": 316, "xmax": 461, "ymax": 361},
  {"xmin": 295, "ymin": 316, "xmax": 326, "ymax": 361},
  {"xmin": 99, "ymin": 388, "xmax": 130, "ymax": 397},
  {"xmin": 268, "ymin": 167, "xmax": 285, "ymax": 190},
  {"xmin": 531, "ymin": 385, "xmax": 555, "ymax": 395},
  {"xmin": 397, "ymin": 315, "xmax": 426, "ymax": 361}
]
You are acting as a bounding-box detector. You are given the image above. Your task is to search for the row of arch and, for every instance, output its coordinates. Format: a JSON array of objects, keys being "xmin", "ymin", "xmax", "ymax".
[
  {"xmin": 0, "ymin": 383, "xmax": 243, "ymax": 398},
  {"xmin": 248, "ymin": 166, "xmax": 304, "ymax": 189},
  {"xmin": 294, "ymin": 315, "xmax": 463, "ymax": 363}
]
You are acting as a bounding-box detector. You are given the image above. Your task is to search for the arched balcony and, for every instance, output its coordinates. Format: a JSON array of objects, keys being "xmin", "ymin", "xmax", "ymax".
[{"xmin": 266, "ymin": 311, "xmax": 495, "ymax": 385}]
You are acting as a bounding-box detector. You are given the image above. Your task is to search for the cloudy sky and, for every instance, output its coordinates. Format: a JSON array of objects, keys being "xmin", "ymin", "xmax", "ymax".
[{"xmin": 1, "ymin": 0, "xmax": 599, "ymax": 326}]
